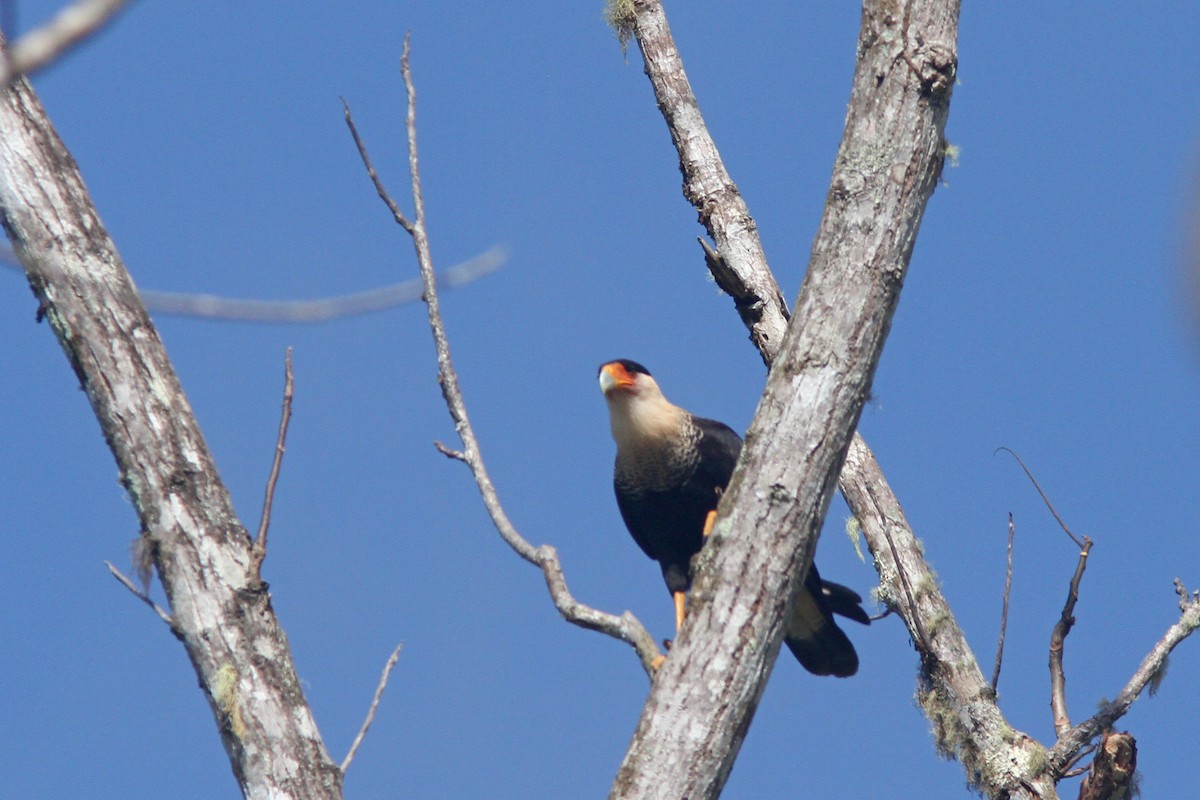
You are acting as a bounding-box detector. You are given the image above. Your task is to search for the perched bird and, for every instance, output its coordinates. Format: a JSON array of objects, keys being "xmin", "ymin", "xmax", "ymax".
[{"xmin": 598, "ymin": 358, "xmax": 869, "ymax": 677}]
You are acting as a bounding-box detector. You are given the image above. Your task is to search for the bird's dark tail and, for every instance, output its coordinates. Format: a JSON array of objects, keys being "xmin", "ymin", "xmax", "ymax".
[{"xmin": 784, "ymin": 566, "xmax": 869, "ymax": 678}]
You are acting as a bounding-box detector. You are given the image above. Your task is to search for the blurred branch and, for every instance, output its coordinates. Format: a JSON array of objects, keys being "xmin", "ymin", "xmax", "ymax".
[
  {"xmin": 139, "ymin": 248, "xmax": 505, "ymax": 322},
  {"xmin": 0, "ymin": 0, "xmax": 133, "ymax": 87},
  {"xmin": 1, "ymin": 243, "xmax": 507, "ymax": 322},
  {"xmin": 344, "ymin": 36, "xmax": 663, "ymax": 677}
]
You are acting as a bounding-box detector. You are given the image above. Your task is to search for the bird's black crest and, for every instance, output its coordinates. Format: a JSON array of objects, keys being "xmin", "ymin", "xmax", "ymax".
[{"xmin": 600, "ymin": 358, "xmax": 651, "ymax": 377}]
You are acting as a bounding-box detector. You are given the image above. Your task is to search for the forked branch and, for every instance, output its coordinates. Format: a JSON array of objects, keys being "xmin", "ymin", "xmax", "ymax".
[{"xmin": 344, "ymin": 36, "xmax": 662, "ymax": 676}]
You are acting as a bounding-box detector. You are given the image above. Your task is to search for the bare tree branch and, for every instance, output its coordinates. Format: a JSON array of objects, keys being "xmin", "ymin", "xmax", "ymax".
[
  {"xmin": 845, "ymin": 436, "xmax": 1200, "ymax": 794},
  {"xmin": 341, "ymin": 644, "xmax": 404, "ymax": 774},
  {"xmin": 1048, "ymin": 582, "xmax": 1200, "ymax": 774},
  {"xmin": 992, "ymin": 513, "xmax": 1016, "ymax": 692},
  {"xmin": 841, "ymin": 437, "xmax": 1059, "ymax": 798},
  {"xmin": 1050, "ymin": 537, "xmax": 1093, "ymax": 738},
  {"xmin": 0, "ymin": 68, "xmax": 341, "ymax": 799},
  {"xmin": 998, "ymin": 448, "xmax": 1099, "ymax": 739},
  {"xmin": 609, "ymin": 2, "xmax": 960, "ymax": 796},
  {"xmin": 345, "ymin": 37, "xmax": 663, "ymax": 677},
  {"xmin": 623, "ymin": 2, "xmax": 1198, "ymax": 791},
  {"xmin": 0, "ymin": 0, "xmax": 133, "ymax": 87},
  {"xmin": 251, "ymin": 348, "xmax": 295, "ymax": 574},
  {"xmin": 611, "ymin": 0, "xmax": 788, "ymax": 364}
]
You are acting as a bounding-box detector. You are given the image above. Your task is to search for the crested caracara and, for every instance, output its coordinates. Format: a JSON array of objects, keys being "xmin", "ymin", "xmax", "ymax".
[{"xmin": 598, "ymin": 358, "xmax": 869, "ymax": 677}]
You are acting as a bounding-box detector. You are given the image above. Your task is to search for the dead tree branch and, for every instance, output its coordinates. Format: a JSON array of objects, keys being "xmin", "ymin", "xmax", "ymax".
[
  {"xmin": 612, "ymin": 0, "xmax": 788, "ymax": 363},
  {"xmin": 1048, "ymin": 583, "xmax": 1200, "ymax": 774},
  {"xmin": 251, "ymin": 347, "xmax": 295, "ymax": 574},
  {"xmin": 341, "ymin": 644, "xmax": 404, "ymax": 774},
  {"xmin": 998, "ymin": 448, "xmax": 1097, "ymax": 739},
  {"xmin": 0, "ymin": 0, "xmax": 133, "ymax": 87},
  {"xmin": 998, "ymin": 447, "xmax": 1084, "ymax": 548},
  {"xmin": 1050, "ymin": 537, "xmax": 1093, "ymax": 738},
  {"xmin": 345, "ymin": 37, "xmax": 663, "ymax": 677},
  {"xmin": 614, "ymin": 1, "xmax": 1196, "ymax": 796},
  {"xmin": 841, "ymin": 438, "xmax": 1059, "ymax": 798},
  {"xmin": 844, "ymin": 437, "xmax": 1200, "ymax": 794},
  {"xmin": 608, "ymin": 2, "xmax": 959, "ymax": 797},
  {"xmin": 0, "ymin": 71, "xmax": 341, "ymax": 799},
  {"xmin": 992, "ymin": 513, "xmax": 1016, "ymax": 692}
]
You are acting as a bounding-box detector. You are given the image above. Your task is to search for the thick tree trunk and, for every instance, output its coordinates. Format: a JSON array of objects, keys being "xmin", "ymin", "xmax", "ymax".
[
  {"xmin": 610, "ymin": 2, "xmax": 959, "ymax": 798},
  {"xmin": 0, "ymin": 74, "xmax": 341, "ymax": 799}
]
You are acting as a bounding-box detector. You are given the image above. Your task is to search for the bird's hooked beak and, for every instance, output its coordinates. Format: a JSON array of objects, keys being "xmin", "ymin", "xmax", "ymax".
[{"xmin": 599, "ymin": 361, "xmax": 636, "ymax": 396}]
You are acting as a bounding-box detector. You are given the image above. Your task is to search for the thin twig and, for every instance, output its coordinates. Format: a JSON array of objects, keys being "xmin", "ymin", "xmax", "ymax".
[
  {"xmin": 1059, "ymin": 742, "xmax": 1097, "ymax": 778},
  {"xmin": 991, "ymin": 512, "xmax": 1016, "ymax": 692},
  {"xmin": 996, "ymin": 447, "xmax": 1094, "ymax": 735},
  {"xmin": 342, "ymin": 96, "xmax": 414, "ymax": 234},
  {"xmin": 252, "ymin": 348, "xmax": 295, "ymax": 573},
  {"xmin": 105, "ymin": 560, "xmax": 177, "ymax": 631},
  {"xmin": 344, "ymin": 36, "xmax": 663, "ymax": 677},
  {"xmin": 0, "ymin": 0, "xmax": 133, "ymax": 87},
  {"xmin": 997, "ymin": 447, "xmax": 1084, "ymax": 548},
  {"xmin": 341, "ymin": 643, "xmax": 404, "ymax": 773}
]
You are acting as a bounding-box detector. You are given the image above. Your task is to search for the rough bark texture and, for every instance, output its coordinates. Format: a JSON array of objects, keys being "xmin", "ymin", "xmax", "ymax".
[
  {"xmin": 629, "ymin": 0, "xmax": 789, "ymax": 362},
  {"xmin": 0, "ymin": 75, "xmax": 340, "ymax": 799},
  {"xmin": 609, "ymin": 2, "xmax": 959, "ymax": 798},
  {"xmin": 841, "ymin": 438, "xmax": 1059, "ymax": 798}
]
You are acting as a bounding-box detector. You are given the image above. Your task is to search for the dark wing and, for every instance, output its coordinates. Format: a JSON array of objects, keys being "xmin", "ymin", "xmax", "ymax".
[
  {"xmin": 690, "ymin": 415, "xmax": 742, "ymax": 493},
  {"xmin": 784, "ymin": 561, "xmax": 869, "ymax": 677}
]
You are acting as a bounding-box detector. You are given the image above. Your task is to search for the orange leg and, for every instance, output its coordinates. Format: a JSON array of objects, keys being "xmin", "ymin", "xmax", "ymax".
[
  {"xmin": 702, "ymin": 509, "xmax": 718, "ymax": 537},
  {"xmin": 673, "ymin": 590, "xmax": 687, "ymax": 633}
]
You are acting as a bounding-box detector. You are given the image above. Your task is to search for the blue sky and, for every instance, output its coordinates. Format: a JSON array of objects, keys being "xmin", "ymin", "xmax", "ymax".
[{"xmin": 2, "ymin": 2, "xmax": 1199, "ymax": 798}]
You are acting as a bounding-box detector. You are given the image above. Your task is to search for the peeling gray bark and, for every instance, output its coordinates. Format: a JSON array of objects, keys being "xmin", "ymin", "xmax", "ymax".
[
  {"xmin": 0, "ymin": 75, "xmax": 341, "ymax": 799},
  {"xmin": 610, "ymin": 2, "xmax": 959, "ymax": 798}
]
